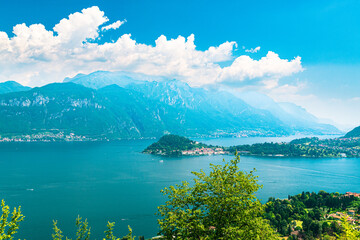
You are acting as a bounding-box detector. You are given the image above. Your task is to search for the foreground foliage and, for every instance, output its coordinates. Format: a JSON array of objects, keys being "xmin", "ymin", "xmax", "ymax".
[
  {"xmin": 157, "ymin": 153, "xmax": 278, "ymax": 239},
  {"xmin": 336, "ymin": 217, "xmax": 360, "ymax": 239},
  {"xmin": 265, "ymin": 191, "xmax": 360, "ymax": 239},
  {"xmin": 51, "ymin": 217, "xmax": 138, "ymax": 240},
  {"xmin": 0, "ymin": 200, "xmax": 24, "ymax": 240}
]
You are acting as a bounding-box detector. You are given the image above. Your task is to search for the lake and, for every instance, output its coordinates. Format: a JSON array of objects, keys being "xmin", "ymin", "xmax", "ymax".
[{"xmin": 0, "ymin": 136, "xmax": 359, "ymax": 239}]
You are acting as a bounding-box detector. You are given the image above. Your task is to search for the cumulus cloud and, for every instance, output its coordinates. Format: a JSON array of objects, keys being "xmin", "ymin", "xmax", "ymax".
[
  {"xmin": 245, "ymin": 46, "xmax": 260, "ymax": 53},
  {"xmin": 101, "ymin": 20, "xmax": 126, "ymax": 31},
  {"xmin": 0, "ymin": 6, "xmax": 303, "ymax": 87},
  {"xmin": 54, "ymin": 6, "xmax": 108, "ymax": 46},
  {"xmin": 217, "ymin": 51, "xmax": 302, "ymax": 86}
]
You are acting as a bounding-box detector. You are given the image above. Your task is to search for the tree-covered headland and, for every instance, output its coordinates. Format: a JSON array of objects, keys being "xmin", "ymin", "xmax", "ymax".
[
  {"xmin": 229, "ymin": 137, "xmax": 360, "ymax": 158},
  {"xmin": 143, "ymin": 134, "xmax": 227, "ymax": 156},
  {"xmin": 145, "ymin": 134, "xmax": 360, "ymax": 158}
]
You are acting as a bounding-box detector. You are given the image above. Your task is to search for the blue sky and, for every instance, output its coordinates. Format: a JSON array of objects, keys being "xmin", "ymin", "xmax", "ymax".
[
  {"xmin": 0, "ymin": 0, "xmax": 359, "ymax": 128},
  {"xmin": 2, "ymin": 0, "xmax": 360, "ymax": 63}
]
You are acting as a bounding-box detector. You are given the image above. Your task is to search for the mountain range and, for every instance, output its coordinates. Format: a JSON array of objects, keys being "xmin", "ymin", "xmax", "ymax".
[
  {"xmin": 0, "ymin": 71, "xmax": 342, "ymax": 140},
  {"xmin": 238, "ymin": 91, "xmax": 340, "ymax": 135}
]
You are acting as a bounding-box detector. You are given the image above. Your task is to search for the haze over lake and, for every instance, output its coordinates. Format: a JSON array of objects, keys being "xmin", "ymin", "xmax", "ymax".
[{"xmin": 1, "ymin": 136, "xmax": 359, "ymax": 239}]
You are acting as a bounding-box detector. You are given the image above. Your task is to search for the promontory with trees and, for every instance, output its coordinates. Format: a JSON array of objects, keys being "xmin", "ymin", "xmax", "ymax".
[
  {"xmin": 143, "ymin": 134, "xmax": 228, "ymax": 156},
  {"xmin": 143, "ymin": 126, "xmax": 360, "ymax": 158},
  {"xmin": 2, "ymin": 154, "xmax": 360, "ymax": 239}
]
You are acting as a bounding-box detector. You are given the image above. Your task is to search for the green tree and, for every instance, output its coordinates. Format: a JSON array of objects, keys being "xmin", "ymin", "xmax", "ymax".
[
  {"xmin": 0, "ymin": 199, "xmax": 24, "ymax": 240},
  {"xmin": 52, "ymin": 220, "xmax": 65, "ymax": 240},
  {"xmin": 51, "ymin": 218, "xmax": 136, "ymax": 240},
  {"xmin": 309, "ymin": 221, "xmax": 321, "ymax": 238},
  {"xmin": 103, "ymin": 222, "xmax": 117, "ymax": 240},
  {"xmin": 336, "ymin": 217, "xmax": 360, "ymax": 240},
  {"xmin": 157, "ymin": 153, "xmax": 278, "ymax": 239},
  {"xmin": 51, "ymin": 216, "xmax": 90, "ymax": 240},
  {"xmin": 103, "ymin": 222, "xmax": 135, "ymax": 240}
]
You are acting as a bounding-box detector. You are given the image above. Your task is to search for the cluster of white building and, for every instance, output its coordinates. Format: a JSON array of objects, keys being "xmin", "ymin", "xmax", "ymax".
[
  {"xmin": 181, "ymin": 147, "xmax": 227, "ymax": 155},
  {"xmin": 0, "ymin": 132, "xmax": 89, "ymax": 142}
]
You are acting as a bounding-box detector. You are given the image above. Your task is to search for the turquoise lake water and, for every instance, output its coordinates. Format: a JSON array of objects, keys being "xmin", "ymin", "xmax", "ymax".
[{"xmin": 0, "ymin": 137, "xmax": 359, "ymax": 239}]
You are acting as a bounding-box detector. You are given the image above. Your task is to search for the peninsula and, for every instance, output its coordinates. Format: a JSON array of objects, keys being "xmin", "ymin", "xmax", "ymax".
[
  {"xmin": 144, "ymin": 128, "xmax": 360, "ymax": 158},
  {"xmin": 142, "ymin": 134, "xmax": 228, "ymax": 156},
  {"xmin": 229, "ymin": 137, "xmax": 360, "ymax": 158}
]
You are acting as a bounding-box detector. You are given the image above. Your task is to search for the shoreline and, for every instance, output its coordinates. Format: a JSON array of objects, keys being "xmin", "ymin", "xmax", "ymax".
[{"xmin": 0, "ymin": 133, "xmax": 344, "ymax": 143}]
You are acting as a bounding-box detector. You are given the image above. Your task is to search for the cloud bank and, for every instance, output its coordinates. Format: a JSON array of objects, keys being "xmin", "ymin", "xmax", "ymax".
[{"xmin": 0, "ymin": 6, "xmax": 303, "ymax": 87}]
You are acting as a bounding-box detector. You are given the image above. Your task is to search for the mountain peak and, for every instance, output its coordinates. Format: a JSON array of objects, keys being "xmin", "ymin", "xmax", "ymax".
[
  {"xmin": 0, "ymin": 81, "xmax": 31, "ymax": 94},
  {"xmin": 64, "ymin": 70, "xmax": 173, "ymax": 89},
  {"xmin": 163, "ymin": 79, "xmax": 191, "ymax": 89}
]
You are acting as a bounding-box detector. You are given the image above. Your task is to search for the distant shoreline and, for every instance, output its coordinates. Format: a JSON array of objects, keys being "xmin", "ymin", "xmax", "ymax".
[
  {"xmin": 143, "ymin": 134, "xmax": 360, "ymax": 158},
  {"xmin": 0, "ymin": 132, "xmax": 345, "ymax": 143}
]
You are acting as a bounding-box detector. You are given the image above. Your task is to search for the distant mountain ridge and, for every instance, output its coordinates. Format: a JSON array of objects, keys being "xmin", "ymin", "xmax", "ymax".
[
  {"xmin": 0, "ymin": 82, "xmax": 286, "ymax": 140},
  {"xmin": 0, "ymin": 71, "xmax": 342, "ymax": 141},
  {"xmin": 238, "ymin": 91, "xmax": 340, "ymax": 135},
  {"xmin": 63, "ymin": 71, "xmax": 166, "ymax": 89},
  {"xmin": 0, "ymin": 81, "xmax": 31, "ymax": 94},
  {"xmin": 65, "ymin": 71, "xmax": 341, "ymax": 135}
]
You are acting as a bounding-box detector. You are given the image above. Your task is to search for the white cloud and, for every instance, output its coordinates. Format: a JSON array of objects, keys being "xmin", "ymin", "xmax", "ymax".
[
  {"xmin": 245, "ymin": 46, "xmax": 260, "ymax": 53},
  {"xmin": 54, "ymin": 6, "xmax": 108, "ymax": 46},
  {"xmin": 0, "ymin": 6, "xmax": 303, "ymax": 88},
  {"xmin": 101, "ymin": 20, "xmax": 126, "ymax": 31},
  {"xmin": 217, "ymin": 51, "xmax": 303, "ymax": 85}
]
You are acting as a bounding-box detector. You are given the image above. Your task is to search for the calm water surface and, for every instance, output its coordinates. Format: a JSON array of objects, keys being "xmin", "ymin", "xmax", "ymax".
[{"xmin": 0, "ymin": 136, "xmax": 358, "ymax": 239}]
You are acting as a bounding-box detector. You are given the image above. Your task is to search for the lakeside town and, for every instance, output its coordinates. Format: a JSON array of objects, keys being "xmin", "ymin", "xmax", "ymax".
[
  {"xmin": 0, "ymin": 132, "xmax": 97, "ymax": 142},
  {"xmin": 144, "ymin": 134, "xmax": 360, "ymax": 158},
  {"xmin": 181, "ymin": 146, "xmax": 228, "ymax": 155}
]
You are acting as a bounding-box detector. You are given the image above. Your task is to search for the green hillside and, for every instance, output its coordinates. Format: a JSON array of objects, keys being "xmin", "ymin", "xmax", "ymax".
[
  {"xmin": 0, "ymin": 79, "xmax": 344, "ymax": 141},
  {"xmin": 0, "ymin": 82, "xmax": 294, "ymax": 141},
  {"xmin": 344, "ymin": 126, "xmax": 360, "ymax": 138},
  {"xmin": 143, "ymin": 134, "xmax": 206, "ymax": 155},
  {"xmin": 0, "ymin": 81, "xmax": 31, "ymax": 94}
]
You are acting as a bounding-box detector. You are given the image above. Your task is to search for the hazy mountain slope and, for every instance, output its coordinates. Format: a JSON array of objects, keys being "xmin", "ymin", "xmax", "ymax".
[
  {"xmin": 278, "ymin": 102, "xmax": 340, "ymax": 134},
  {"xmin": 0, "ymin": 83, "xmax": 195, "ymax": 139},
  {"xmin": 0, "ymin": 83, "xmax": 145, "ymax": 138},
  {"xmin": 278, "ymin": 102, "xmax": 318, "ymax": 123},
  {"xmin": 127, "ymin": 80, "xmax": 289, "ymax": 134},
  {"xmin": 100, "ymin": 84, "xmax": 288, "ymax": 136},
  {"xmin": 64, "ymin": 70, "xmax": 341, "ymax": 136},
  {"xmin": 0, "ymin": 82, "xmax": 289, "ymax": 140},
  {"xmin": 239, "ymin": 91, "xmax": 341, "ymax": 134},
  {"xmin": 0, "ymin": 81, "xmax": 31, "ymax": 94},
  {"xmin": 344, "ymin": 126, "xmax": 360, "ymax": 138}
]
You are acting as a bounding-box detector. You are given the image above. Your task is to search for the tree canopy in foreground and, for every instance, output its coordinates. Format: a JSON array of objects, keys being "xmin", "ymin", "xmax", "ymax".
[{"xmin": 157, "ymin": 153, "xmax": 278, "ymax": 240}]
